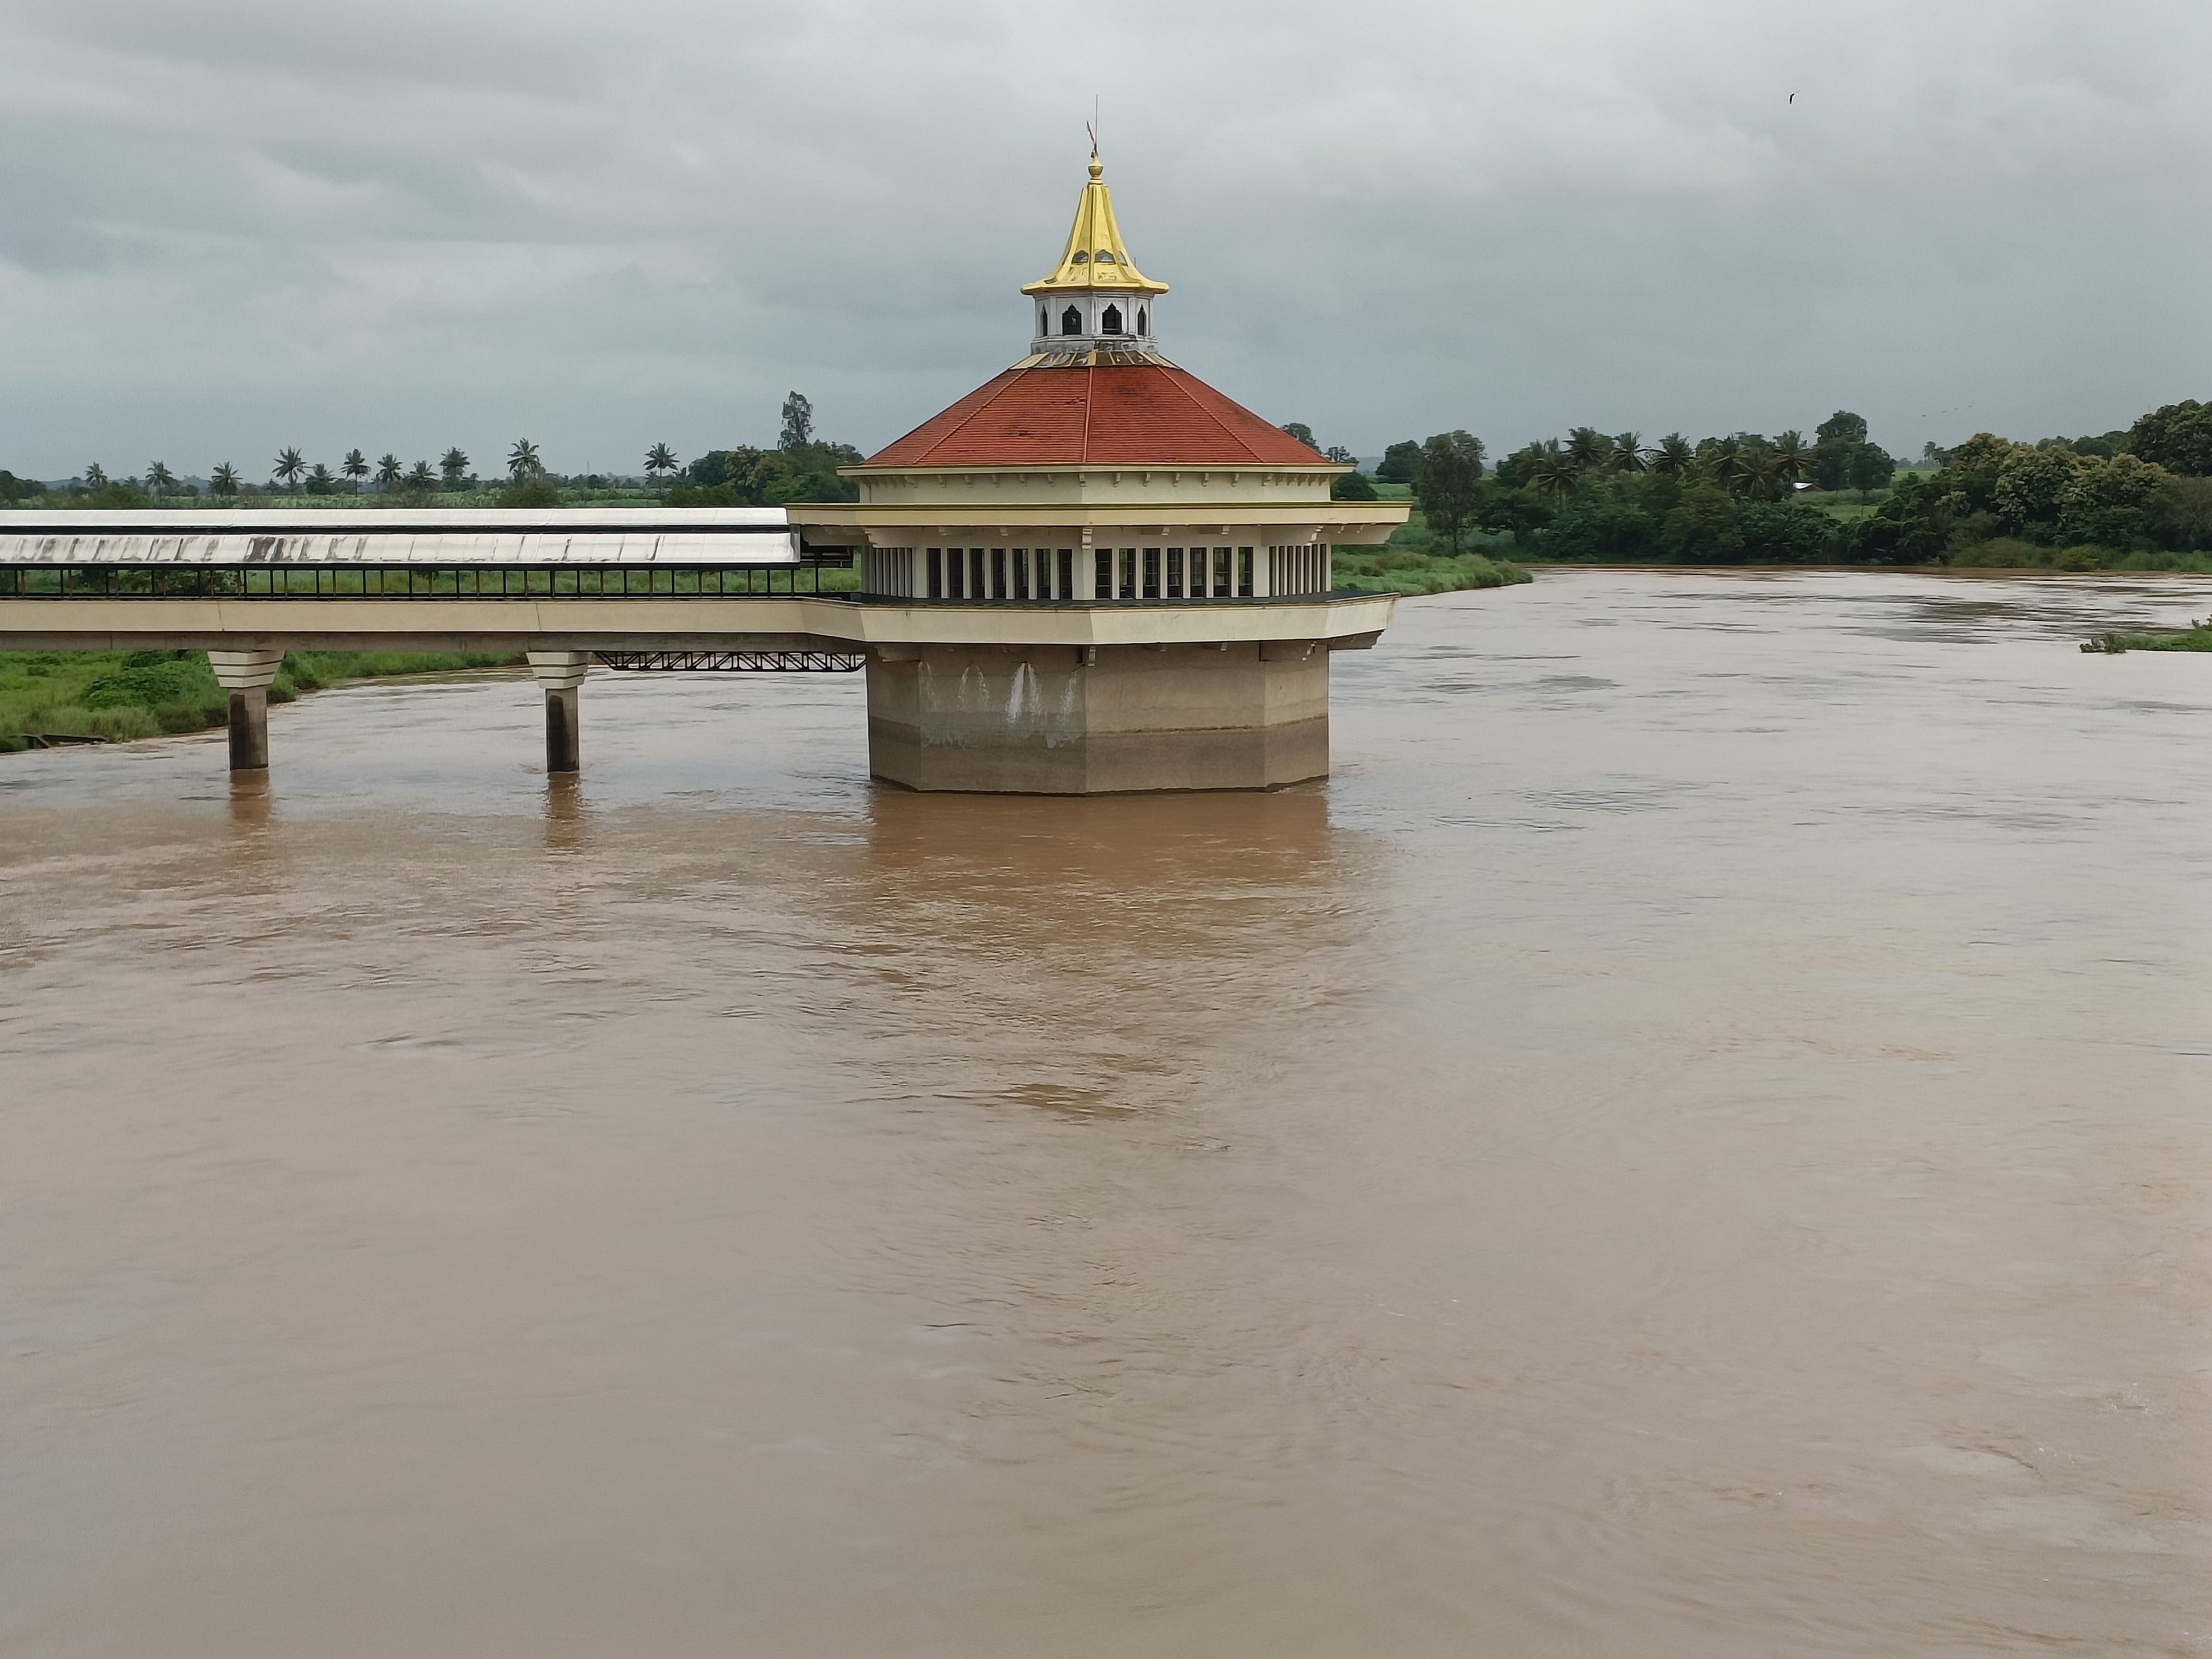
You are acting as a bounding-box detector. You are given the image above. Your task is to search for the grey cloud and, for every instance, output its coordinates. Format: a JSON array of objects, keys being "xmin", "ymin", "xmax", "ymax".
[{"xmin": 1, "ymin": 0, "xmax": 2207, "ymax": 481}]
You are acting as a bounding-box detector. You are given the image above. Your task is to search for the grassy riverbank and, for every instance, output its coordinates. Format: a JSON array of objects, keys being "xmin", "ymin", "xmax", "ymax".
[
  {"xmin": 0, "ymin": 649, "xmax": 523, "ymax": 751},
  {"xmin": 2080, "ymin": 619, "xmax": 2212, "ymax": 653},
  {"xmin": 1334, "ymin": 505, "xmax": 1533, "ymax": 595}
]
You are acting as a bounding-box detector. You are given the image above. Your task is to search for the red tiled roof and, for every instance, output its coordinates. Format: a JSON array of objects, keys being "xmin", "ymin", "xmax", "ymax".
[{"xmin": 861, "ymin": 362, "xmax": 1330, "ymax": 468}]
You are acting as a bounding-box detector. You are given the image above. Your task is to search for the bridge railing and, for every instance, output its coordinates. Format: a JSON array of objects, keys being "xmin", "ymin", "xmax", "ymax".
[{"xmin": 0, "ymin": 561, "xmax": 853, "ymax": 600}]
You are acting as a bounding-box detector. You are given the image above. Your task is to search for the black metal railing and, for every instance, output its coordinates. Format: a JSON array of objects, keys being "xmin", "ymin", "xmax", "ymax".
[
  {"xmin": 595, "ymin": 650, "xmax": 865, "ymax": 672},
  {"xmin": 0, "ymin": 563, "xmax": 849, "ymax": 599}
]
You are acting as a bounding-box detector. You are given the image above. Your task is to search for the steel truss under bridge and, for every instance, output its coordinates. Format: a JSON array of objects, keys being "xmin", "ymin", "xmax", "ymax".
[{"xmin": 594, "ymin": 649, "xmax": 866, "ymax": 673}]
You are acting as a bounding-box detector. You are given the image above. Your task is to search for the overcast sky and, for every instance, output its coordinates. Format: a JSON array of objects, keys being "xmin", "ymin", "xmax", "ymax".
[{"xmin": 2, "ymin": 0, "xmax": 2207, "ymax": 481}]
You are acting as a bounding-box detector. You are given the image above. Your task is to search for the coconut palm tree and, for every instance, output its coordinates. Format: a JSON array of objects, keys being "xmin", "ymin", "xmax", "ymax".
[
  {"xmin": 1609, "ymin": 433, "xmax": 1650, "ymax": 474},
  {"xmin": 342, "ymin": 449, "xmax": 369, "ymax": 493},
  {"xmin": 210, "ymin": 463, "xmax": 240, "ymax": 497},
  {"xmin": 1528, "ymin": 440, "xmax": 1580, "ymax": 497},
  {"xmin": 1565, "ymin": 427, "xmax": 1614, "ymax": 473},
  {"xmin": 1728, "ymin": 447, "xmax": 1789, "ymax": 501},
  {"xmin": 83, "ymin": 463, "xmax": 109, "ymax": 488},
  {"xmin": 1650, "ymin": 434, "xmax": 1696, "ymax": 477},
  {"xmin": 375, "ymin": 454, "xmax": 403, "ymax": 489},
  {"xmin": 1768, "ymin": 430, "xmax": 1813, "ymax": 495},
  {"xmin": 273, "ymin": 448, "xmax": 307, "ymax": 490},
  {"xmin": 407, "ymin": 460, "xmax": 435, "ymax": 490},
  {"xmin": 507, "ymin": 439, "xmax": 542, "ymax": 480},
  {"xmin": 145, "ymin": 461, "xmax": 176, "ymax": 495},
  {"xmin": 645, "ymin": 442, "xmax": 678, "ymax": 480},
  {"xmin": 440, "ymin": 448, "xmax": 470, "ymax": 487}
]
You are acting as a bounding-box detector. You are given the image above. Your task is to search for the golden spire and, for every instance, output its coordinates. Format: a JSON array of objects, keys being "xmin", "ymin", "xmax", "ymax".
[{"xmin": 1021, "ymin": 151, "xmax": 1168, "ymax": 296}]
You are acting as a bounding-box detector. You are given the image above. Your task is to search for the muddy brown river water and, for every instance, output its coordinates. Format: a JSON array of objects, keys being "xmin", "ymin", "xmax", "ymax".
[{"xmin": 2, "ymin": 569, "xmax": 2209, "ymax": 1656}]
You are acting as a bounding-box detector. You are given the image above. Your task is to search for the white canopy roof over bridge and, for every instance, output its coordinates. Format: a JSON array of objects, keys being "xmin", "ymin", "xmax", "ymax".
[{"xmin": 0, "ymin": 507, "xmax": 799, "ymax": 565}]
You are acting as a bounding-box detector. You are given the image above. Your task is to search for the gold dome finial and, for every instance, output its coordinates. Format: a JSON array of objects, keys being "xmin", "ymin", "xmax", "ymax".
[{"xmin": 1021, "ymin": 147, "xmax": 1168, "ymax": 298}]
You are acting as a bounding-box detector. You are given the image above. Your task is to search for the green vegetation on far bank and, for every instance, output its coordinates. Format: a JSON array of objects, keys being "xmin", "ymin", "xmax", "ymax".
[
  {"xmin": 0, "ymin": 650, "xmax": 523, "ymax": 752},
  {"xmin": 1311, "ymin": 401, "xmax": 2212, "ymax": 573}
]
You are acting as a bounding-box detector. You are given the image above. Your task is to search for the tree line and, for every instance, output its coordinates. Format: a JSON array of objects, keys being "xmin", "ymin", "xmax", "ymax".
[
  {"xmin": 0, "ymin": 392, "xmax": 860, "ymax": 511},
  {"xmin": 1327, "ymin": 400, "xmax": 2212, "ymax": 569}
]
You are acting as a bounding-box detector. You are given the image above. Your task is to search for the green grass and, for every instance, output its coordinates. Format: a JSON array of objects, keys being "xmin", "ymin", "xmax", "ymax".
[
  {"xmin": 1945, "ymin": 539, "xmax": 2212, "ymax": 574},
  {"xmin": 1335, "ymin": 510, "xmax": 1530, "ymax": 595},
  {"xmin": 0, "ymin": 649, "xmax": 523, "ymax": 752},
  {"xmin": 2081, "ymin": 621, "xmax": 2212, "ymax": 654}
]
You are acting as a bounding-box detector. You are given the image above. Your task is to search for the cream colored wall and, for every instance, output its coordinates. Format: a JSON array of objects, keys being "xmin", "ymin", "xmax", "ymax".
[{"xmin": 848, "ymin": 465, "xmax": 1345, "ymax": 508}]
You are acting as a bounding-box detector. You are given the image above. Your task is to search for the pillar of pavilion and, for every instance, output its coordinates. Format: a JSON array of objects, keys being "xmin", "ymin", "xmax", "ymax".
[{"xmin": 791, "ymin": 151, "xmax": 1406, "ymax": 794}]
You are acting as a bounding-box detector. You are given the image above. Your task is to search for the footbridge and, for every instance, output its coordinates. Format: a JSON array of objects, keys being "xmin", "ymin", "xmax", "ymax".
[{"xmin": 0, "ymin": 507, "xmax": 1398, "ymax": 792}]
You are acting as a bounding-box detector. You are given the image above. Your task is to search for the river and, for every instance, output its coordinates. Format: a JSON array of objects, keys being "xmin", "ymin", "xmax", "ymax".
[{"xmin": 2, "ymin": 569, "xmax": 2208, "ymax": 1656}]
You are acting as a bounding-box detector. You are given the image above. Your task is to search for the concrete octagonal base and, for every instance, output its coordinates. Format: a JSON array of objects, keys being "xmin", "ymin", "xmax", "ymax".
[{"xmin": 865, "ymin": 642, "xmax": 1330, "ymax": 794}]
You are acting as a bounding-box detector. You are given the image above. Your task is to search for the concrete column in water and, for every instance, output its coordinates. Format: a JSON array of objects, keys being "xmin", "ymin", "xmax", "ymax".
[
  {"xmin": 864, "ymin": 640, "xmax": 1334, "ymax": 794},
  {"xmin": 527, "ymin": 651, "xmax": 591, "ymax": 774},
  {"xmin": 206, "ymin": 650, "xmax": 285, "ymax": 772}
]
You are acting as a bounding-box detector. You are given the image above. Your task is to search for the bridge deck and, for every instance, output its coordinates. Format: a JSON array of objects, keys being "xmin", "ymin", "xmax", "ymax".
[{"xmin": 0, "ymin": 591, "xmax": 1395, "ymax": 653}]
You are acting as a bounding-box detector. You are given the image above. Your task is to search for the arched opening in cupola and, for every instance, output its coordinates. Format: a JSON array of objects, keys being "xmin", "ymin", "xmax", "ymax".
[
  {"xmin": 1061, "ymin": 306, "xmax": 1082, "ymax": 336},
  {"xmin": 1101, "ymin": 304, "xmax": 1123, "ymax": 335},
  {"xmin": 1039, "ymin": 307, "xmax": 1049, "ymax": 335},
  {"xmin": 1136, "ymin": 306, "xmax": 1148, "ymax": 335}
]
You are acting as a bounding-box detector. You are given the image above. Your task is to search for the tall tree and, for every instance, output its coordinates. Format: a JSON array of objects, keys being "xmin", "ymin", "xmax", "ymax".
[
  {"xmin": 1848, "ymin": 443, "xmax": 1896, "ymax": 500},
  {"xmin": 440, "ymin": 447, "xmax": 470, "ymax": 486},
  {"xmin": 2125, "ymin": 400, "xmax": 2212, "ymax": 476},
  {"xmin": 1815, "ymin": 410, "xmax": 1869, "ymax": 448},
  {"xmin": 273, "ymin": 447, "xmax": 306, "ymax": 490},
  {"xmin": 375, "ymin": 453, "xmax": 403, "ymax": 488},
  {"xmin": 1528, "ymin": 441, "xmax": 1580, "ymax": 497},
  {"xmin": 306, "ymin": 462, "xmax": 336, "ymax": 494},
  {"xmin": 778, "ymin": 392, "xmax": 814, "ymax": 452},
  {"xmin": 1728, "ymin": 448, "xmax": 1788, "ymax": 501},
  {"xmin": 1650, "ymin": 434, "xmax": 1696, "ymax": 477},
  {"xmin": 1279, "ymin": 421, "xmax": 1317, "ymax": 448},
  {"xmin": 407, "ymin": 460, "xmax": 436, "ymax": 490},
  {"xmin": 1610, "ymin": 433, "xmax": 1650, "ymax": 474},
  {"xmin": 1375, "ymin": 440, "xmax": 1423, "ymax": 484},
  {"xmin": 1565, "ymin": 427, "xmax": 1614, "ymax": 472},
  {"xmin": 209, "ymin": 463, "xmax": 240, "ymax": 497},
  {"xmin": 1322, "ymin": 444, "xmax": 1356, "ymax": 465},
  {"xmin": 145, "ymin": 461, "xmax": 176, "ymax": 495},
  {"xmin": 83, "ymin": 463, "xmax": 109, "ymax": 488},
  {"xmin": 645, "ymin": 442, "xmax": 678, "ymax": 479},
  {"xmin": 342, "ymin": 449, "xmax": 369, "ymax": 492},
  {"xmin": 1813, "ymin": 412, "xmax": 1869, "ymax": 491},
  {"xmin": 507, "ymin": 439, "xmax": 542, "ymax": 480},
  {"xmin": 1416, "ymin": 430, "xmax": 1487, "ymax": 554},
  {"xmin": 1769, "ymin": 430, "xmax": 1813, "ymax": 494}
]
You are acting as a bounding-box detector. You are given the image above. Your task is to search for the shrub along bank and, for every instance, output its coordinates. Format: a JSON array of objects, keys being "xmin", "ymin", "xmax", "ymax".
[
  {"xmin": 1333, "ymin": 521, "xmax": 1530, "ymax": 595},
  {"xmin": 2080, "ymin": 618, "xmax": 2212, "ymax": 654},
  {"xmin": 0, "ymin": 650, "xmax": 522, "ymax": 751}
]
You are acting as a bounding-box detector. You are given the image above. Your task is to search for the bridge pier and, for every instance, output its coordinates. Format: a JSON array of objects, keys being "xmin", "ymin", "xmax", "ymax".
[
  {"xmin": 528, "ymin": 652, "xmax": 591, "ymax": 774},
  {"xmin": 207, "ymin": 650, "xmax": 285, "ymax": 772}
]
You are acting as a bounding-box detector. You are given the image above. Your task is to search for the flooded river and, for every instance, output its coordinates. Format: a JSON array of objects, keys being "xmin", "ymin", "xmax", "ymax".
[{"xmin": 2, "ymin": 570, "xmax": 2208, "ymax": 1656}]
